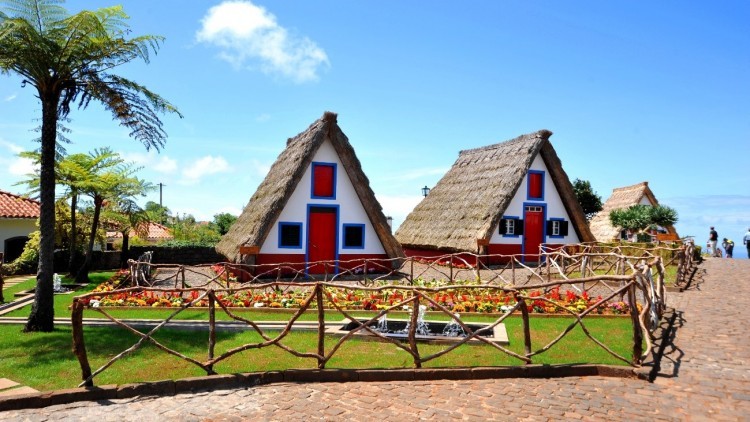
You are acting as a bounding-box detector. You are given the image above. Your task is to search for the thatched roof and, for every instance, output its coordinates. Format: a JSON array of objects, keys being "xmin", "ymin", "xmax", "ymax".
[
  {"xmin": 589, "ymin": 181, "xmax": 678, "ymax": 242},
  {"xmin": 216, "ymin": 112, "xmax": 404, "ymax": 262},
  {"xmin": 395, "ymin": 130, "xmax": 594, "ymax": 252}
]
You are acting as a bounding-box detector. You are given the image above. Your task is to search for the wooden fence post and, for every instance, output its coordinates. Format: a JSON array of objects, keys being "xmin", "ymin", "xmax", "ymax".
[
  {"xmin": 316, "ymin": 285, "xmax": 326, "ymax": 368},
  {"xmin": 628, "ymin": 282, "xmax": 643, "ymax": 366},
  {"xmin": 207, "ymin": 291, "xmax": 217, "ymax": 375},
  {"xmin": 515, "ymin": 292, "xmax": 532, "ymax": 361},
  {"xmin": 71, "ymin": 299, "xmax": 93, "ymax": 387}
]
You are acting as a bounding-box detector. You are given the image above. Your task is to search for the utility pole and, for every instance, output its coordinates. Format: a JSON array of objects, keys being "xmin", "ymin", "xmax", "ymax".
[{"xmin": 158, "ymin": 182, "xmax": 166, "ymax": 207}]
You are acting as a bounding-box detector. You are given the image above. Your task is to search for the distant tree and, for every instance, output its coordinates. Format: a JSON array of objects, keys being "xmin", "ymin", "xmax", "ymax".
[
  {"xmin": 572, "ymin": 179, "xmax": 603, "ymax": 221},
  {"xmin": 609, "ymin": 204, "xmax": 678, "ymax": 242},
  {"xmin": 170, "ymin": 214, "xmax": 221, "ymax": 245},
  {"xmin": 145, "ymin": 201, "xmax": 171, "ymax": 225},
  {"xmin": 212, "ymin": 213, "xmax": 237, "ymax": 236},
  {"xmin": 1, "ymin": 0, "xmax": 181, "ymax": 332}
]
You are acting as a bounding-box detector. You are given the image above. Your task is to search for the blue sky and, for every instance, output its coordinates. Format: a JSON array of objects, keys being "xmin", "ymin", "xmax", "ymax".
[{"xmin": 1, "ymin": 1, "xmax": 749, "ymax": 257}]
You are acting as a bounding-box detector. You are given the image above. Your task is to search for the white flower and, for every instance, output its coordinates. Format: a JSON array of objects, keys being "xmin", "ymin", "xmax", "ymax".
[{"xmin": 254, "ymin": 302, "xmax": 265, "ymax": 308}]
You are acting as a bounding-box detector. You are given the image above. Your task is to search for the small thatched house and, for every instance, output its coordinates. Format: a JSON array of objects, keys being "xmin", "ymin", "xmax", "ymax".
[
  {"xmin": 0, "ymin": 189, "xmax": 40, "ymax": 263},
  {"xmin": 216, "ymin": 112, "xmax": 403, "ymax": 274},
  {"xmin": 395, "ymin": 130, "xmax": 594, "ymax": 264},
  {"xmin": 589, "ymin": 181, "xmax": 679, "ymax": 242}
]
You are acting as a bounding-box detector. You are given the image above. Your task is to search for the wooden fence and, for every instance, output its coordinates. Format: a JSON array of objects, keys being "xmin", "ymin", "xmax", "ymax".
[{"xmin": 71, "ymin": 244, "xmax": 688, "ymax": 388}]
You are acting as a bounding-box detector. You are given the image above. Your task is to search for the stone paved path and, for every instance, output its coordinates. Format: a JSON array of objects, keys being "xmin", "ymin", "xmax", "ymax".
[{"xmin": 3, "ymin": 259, "xmax": 750, "ymax": 421}]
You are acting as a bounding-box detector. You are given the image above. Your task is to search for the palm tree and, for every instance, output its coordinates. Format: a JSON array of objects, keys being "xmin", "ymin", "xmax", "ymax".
[
  {"xmin": 101, "ymin": 198, "xmax": 151, "ymax": 269},
  {"xmin": 75, "ymin": 156, "xmax": 154, "ymax": 284},
  {"xmin": 17, "ymin": 149, "xmax": 122, "ymax": 277},
  {"xmin": 0, "ymin": 0, "xmax": 180, "ymax": 331}
]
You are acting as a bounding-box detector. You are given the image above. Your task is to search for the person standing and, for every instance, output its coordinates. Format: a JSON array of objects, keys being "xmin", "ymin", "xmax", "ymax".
[
  {"xmin": 744, "ymin": 228, "xmax": 750, "ymax": 259},
  {"xmin": 708, "ymin": 227, "xmax": 719, "ymax": 257},
  {"xmin": 722, "ymin": 238, "xmax": 734, "ymax": 258}
]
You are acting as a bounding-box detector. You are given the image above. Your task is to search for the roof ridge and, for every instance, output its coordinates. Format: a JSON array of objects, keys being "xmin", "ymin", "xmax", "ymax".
[{"xmin": 458, "ymin": 129, "xmax": 552, "ymax": 157}]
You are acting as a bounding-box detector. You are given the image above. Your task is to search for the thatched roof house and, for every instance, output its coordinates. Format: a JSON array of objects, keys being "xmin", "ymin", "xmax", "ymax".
[
  {"xmin": 216, "ymin": 112, "xmax": 403, "ymax": 273},
  {"xmin": 395, "ymin": 130, "xmax": 594, "ymax": 262},
  {"xmin": 589, "ymin": 181, "xmax": 679, "ymax": 242}
]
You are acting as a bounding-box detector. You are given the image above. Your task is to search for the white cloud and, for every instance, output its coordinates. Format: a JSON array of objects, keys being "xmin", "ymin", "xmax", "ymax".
[
  {"xmin": 249, "ymin": 158, "xmax": 271, "ymax": 177},
  {"xmin": 119, "ymin": 151, "xmax": 178, "ymax": 174},
  {"xmin": 256, "ymin": 113, "xmax": 271, "ymax": 122},
  {"xmin": 4, "ymin": 94, "xmax": 17, "ymax": 102},
  {"xmin": 384, "ymin": 167, "xmax": 450, "ymax": 182},
  {"xmin": 374, "ymin": 194, "xmax": 423, "ymax": 231},
  {"xmin": 180, "ymin": 155, "xmax": 231, "ymax": 184},
  {"xmin": 0, "ymin": 140, "xmax": 37, "ymax": 177},
  {"xmin": 196, "ymin": 0, "xmax": 329, "ymax": 83},
  {"xmin": 8, "ymin": 155, "xmax": 37, "ymax": 176}
]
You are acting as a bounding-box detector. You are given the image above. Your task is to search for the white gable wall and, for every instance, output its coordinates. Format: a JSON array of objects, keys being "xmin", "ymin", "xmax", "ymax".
[
  {"xmin": 489, "ymin": 154, "xmax": 580, "ymax": 244},
  {"xmin": 260, "ymin": 139, "xmax": 386, "ymax": 254}
]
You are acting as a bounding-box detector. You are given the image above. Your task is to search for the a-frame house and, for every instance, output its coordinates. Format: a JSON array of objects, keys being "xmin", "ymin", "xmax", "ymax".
[
  {"xmin": 589, "ymin": 181, "xmax": 679, "ymax": 242},
  {"xmin": 216, "ymin": 112, "xmax": 403, "ymax": 274},
  {"xmin": 395, "ymin": 130, "xmax": 594, "ymax": 263}
]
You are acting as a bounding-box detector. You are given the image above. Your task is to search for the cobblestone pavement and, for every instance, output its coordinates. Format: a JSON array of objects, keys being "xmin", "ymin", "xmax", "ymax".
[{"xmin": 3, "ymin": 259, "xmax": 750, "ymax": 421}]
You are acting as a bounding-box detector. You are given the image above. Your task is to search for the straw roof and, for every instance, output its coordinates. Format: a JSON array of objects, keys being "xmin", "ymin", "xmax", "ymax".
[
  {"xmin": 589, "ymin": 181, "xmax": 678, "ymax": 242},
  {"xmin": 216, "ymin": 112, "xmax": 404, "ymax": 263},
  {"xmin": 395, "ymin": 130, "xmax": 594, "ymax": 252},
  {"xmin": 0, "ymin": 190, "xmax": 40, "ymax": 219}
]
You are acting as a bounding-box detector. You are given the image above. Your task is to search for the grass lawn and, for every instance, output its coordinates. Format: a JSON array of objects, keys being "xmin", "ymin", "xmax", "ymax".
[
  {"xmin": 0, "ymin": 315, "xmax": 636, "ymax": 392},
  {"xmin": 1, "ymin": 276, "xmax": 37, "ymax": 302},
  {"xmin": 0, "ymin": 271, "xmax": 638, "ymax": 392}
]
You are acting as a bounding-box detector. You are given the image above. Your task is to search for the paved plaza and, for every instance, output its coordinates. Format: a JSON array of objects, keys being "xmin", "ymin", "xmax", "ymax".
[{"xmin": 2, "ymin": 258, "xmax": 750, "ymax": 421}]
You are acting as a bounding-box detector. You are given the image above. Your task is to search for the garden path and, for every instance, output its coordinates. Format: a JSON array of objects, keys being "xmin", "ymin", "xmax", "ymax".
[{"xmin": 2, "ymin": 258, "xmax": 749, "ymax": 421}]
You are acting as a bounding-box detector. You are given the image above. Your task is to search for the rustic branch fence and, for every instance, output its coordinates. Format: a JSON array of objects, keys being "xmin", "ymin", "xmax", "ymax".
[{"xmin": 70, "ymin": 242, "xmax": 694, "ymax": 388}]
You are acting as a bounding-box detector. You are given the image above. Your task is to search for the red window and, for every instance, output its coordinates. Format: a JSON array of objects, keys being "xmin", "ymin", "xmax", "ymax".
[
  {"xmin": 312, "ymin": 163, "xmax": 335, "ymax": 198},
  {"xmin": 528, "ymin": 172, "xmax": 543, "ymax": 199}
]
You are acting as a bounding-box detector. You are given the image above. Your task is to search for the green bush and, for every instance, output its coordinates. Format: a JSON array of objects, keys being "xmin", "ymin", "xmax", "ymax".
[{"xmin": 2, "ymin": 231, "xmax": 40, "ymax": 275}]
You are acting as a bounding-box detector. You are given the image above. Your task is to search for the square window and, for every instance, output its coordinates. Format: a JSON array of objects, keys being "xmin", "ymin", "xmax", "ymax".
[
  {"xmin": 312, "ymin": 163, "xmax": 336, "ymax": 199},
  {"xmin": 343, "ymin": 224, "xmax": 365, "ymax": 249},
  {"xmin": 279, "ymin": 222, "xmax": 302, "ymax": 248},
  {"xmin": 499, "ymin": 217, "xmax": 523, "ymax": 236}
]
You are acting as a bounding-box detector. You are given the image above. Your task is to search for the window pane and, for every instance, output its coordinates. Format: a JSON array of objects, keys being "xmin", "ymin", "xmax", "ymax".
[
  {"xmin": 344, "ymin": 225, "xmax": 364, "ymax": 248},
  {"xmin": 280, "ymin": 224, "xmax": 301, "ymax": 247}
]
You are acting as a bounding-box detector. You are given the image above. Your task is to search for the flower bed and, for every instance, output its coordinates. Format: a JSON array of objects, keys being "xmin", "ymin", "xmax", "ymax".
[{"xmin": 83, "ymin": 272, "xmax": 639, "ymax": 315}]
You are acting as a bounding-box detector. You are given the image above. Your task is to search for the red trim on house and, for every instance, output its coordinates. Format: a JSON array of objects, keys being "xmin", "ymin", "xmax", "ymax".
[
  {"xmin": 338, "ymin": 253, "xmax": 391, "ymax": 273},
  {"xmin": 487, "ymin": 244, "xmax": 522, "ymax": 264},
  {"xmin": 254, "ymin": 253, "xmax": 307, "ymax": 277}
]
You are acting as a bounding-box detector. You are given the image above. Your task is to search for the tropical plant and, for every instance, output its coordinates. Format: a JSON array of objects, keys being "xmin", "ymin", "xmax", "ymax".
[
  {"xmin": 572, "ymin": 178, "xmax": 603, "ymax": 221},
  {"xmin": 75, "ymin": 153, "xmax": 154, "ymax": 283},
  {"xmin": 101, "ymin": 198, "xmax": 150, "ymax": 268},
  {"xmin": 0, "ymin": 0, "xmax": 180, "ymax": 331},
  {"xmin": 16, "ymin": 149, "xmax": 123, "ymax": 276},
  {"xmin": 609, "ymin": 204, "xmax": 678, "ymax": 241}
]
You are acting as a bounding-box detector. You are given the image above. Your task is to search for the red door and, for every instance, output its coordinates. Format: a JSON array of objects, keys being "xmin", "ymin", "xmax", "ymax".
[
  {"xmin": 308, "ymin": 206, "xmax": 337, "ymax": 274},
  {"xmin": 523, "ymin": 205, "xmax": 544, "ymax": 263}
]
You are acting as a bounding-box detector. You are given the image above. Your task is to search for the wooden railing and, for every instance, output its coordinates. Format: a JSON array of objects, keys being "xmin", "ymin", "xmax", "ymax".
[{"xmin": 71, "ymin": 245, "xmax": 681, "ymax": 388}]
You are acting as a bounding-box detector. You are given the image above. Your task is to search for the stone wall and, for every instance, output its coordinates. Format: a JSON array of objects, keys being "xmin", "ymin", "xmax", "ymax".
[{"xmin": 126, "ymin": 246, "xmax": 224, "ymax": 265}]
